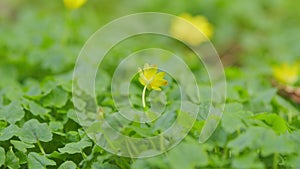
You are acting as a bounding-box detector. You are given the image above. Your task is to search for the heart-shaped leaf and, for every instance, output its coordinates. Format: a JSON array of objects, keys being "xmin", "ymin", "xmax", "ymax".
[
  {"xmin": 18, "ymin": 119, "xmax": 52, "ymax": 143},
  {"xmin": 27, "ymin": 152, "xmax": 56, "ymax": 169}
]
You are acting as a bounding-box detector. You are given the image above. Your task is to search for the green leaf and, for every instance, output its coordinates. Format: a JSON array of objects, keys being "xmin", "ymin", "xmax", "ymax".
[
  {"xmin": 5, "ymin": 85, "xmax": 24, "ymax": 101},
  {"xmin": 92, "ymin": 163, "xmax": 120, "ymax": 169},
  {"xmin": 5, "ymin": 147, "xmax": 20, "ymax": 169},
  {"xmin": 231, "ymin": 152, "xmax": 264, "ymax": 169},
  {"xmin": 10, "ymin": 140, "xmax": 35, "ymax": 153},
  {"xmin": 18, "ymin": 119, "xmax": 53, "ymax": 143},
  {"xmin": 260, "ymin": 132, "xmax": 295, "ymax": 156},
  {"xmin": 27, "ymin": 152, "xmax": 56, "ymax": 169},
  {"xmin": 131, "ymin": 155, "xmax": 169, "ymax": 169},
  {"xmin": 58, "ymin": 138, "xmax": 92, "ymax": 154},
  {"xmin": 24, "ymin": 99, "xmax": 50, "ymax": 117},
  {"xmin": 67, "ymin": 109, "xmax": 79, "ymax": 124},
  {"xmin": 47, "ymin": 151, "xmax": 68, "ymax": 160},
  {"xmin": 58, "ymin": 161, "xmax": 77, "ymax": 169},
  {"xmin": 49, "ymin": 121, "xmax": 64, "ymax": 131},
  {"xmin": 288, "ymin": 153, "xmax": 300, "ymax": 169},
  {"xmin": 253, "ymin": 88, "xmax": 277, "ymax": 104},
  {"xmin": 252, "ymin": 113, "xmax": 289, "ymax": 134},
  {"xmin": 168, "ymin": 138, "xmax": 208, "ymax": 169},
  {"xmin": 25, "ymin": 83, "xmax": 42, "ymax": 98},
  {"xmin": 40, "ymin": 78, "xmax": 57, "ymax": 95},
  {"xmin": 0, "ymin": 147, "xmax": 5, "ymax": 167},
  {"xmin": 0, "ymin": 124, "xmax": 20, "ymax": 141},
  {"xmin": 221, "ymin": 103, "xmax": 252, "ymax": 134},
  {"xmin": 42, "ymin": 87, "xmax": 68, "ymax": 108},
  {"xmin": 0, "ymin": 101, "xmax": 25, "ymax": 124},
  {"xmin": 15, "ymin": 151, "xmax": 27, "ymax": 165},
  {"xmin": 0, "ymin": 122, "xmax": 6, "ymax": 130},
  {"xmin": 228, "ymin": 126, "xmax": 295, "ymax": 155},
  {"xmin": 228, "ymin": 127, "xmax": 266, "ymax": 154},
  {"xmin": 273, "ymin": 95, "xmax": 298, "ymax": 114}
]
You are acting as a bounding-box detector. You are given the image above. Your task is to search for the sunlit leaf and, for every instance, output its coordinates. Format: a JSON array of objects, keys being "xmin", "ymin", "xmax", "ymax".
[{"xmin": 252, "ymin": 112, "xmax": 289, "ymax": 134}]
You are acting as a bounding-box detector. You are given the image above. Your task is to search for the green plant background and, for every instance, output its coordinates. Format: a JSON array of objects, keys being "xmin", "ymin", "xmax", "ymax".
[{"xmin": 1, "ymin": 0, "xmax": 300, "ymax": 169}]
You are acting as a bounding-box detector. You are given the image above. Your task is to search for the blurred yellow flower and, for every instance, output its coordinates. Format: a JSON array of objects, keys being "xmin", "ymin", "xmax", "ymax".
[
  {"xmin": 139, "ymin": 64, "xmax": 168, "ymax": 108},
  {"xmin": 63, "ymin": 0, "xmax": 87, "ymax": 9},
  {"xmin": 273, "ymin": 63, "xmax": 299, "ymax": 85},
  {"xmin": 170, "ymin": 13, "xmax": 213, "ymax": 46}
]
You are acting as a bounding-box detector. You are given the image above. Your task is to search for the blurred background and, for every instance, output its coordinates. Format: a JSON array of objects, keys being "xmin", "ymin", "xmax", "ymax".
[{"xmin": 1, "ymin": 0, "xmax": 300, "ymax": 77}]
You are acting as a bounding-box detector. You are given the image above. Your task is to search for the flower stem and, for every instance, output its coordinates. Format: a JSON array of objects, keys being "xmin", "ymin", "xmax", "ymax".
[
  {"xmin": 37, "ymin": 140, "xmax": 45, "ymax": 155},
  {"xmin": 273, "ymin": 153, "xmax": 279, "ymax": 169},
  {"xmin": 142, "ymin": 85, "xmax": 147, "ymax": 108}
]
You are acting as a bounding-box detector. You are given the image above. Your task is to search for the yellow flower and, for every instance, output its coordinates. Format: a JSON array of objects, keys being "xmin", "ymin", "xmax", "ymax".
[
  {"xmin": 273, "ymin": 63, "xmax": 299, "ymax": 85},
  {"xmin": 170, "ymin": 13, "xmax": 213, "ymax": 46},
  {"xmin": 63, "ymin": 0, "xmax": 87, "ymax": 9},
  {"xmin": 138, "ymin": 63, "xmax": 168, "ymax": 91},
  {"xmin": 138, "ymin": 64, "xmax": 168, "ymax": 108}
]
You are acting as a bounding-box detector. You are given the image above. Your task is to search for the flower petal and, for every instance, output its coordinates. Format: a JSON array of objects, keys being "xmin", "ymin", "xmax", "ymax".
[
  {"xmin": 156, "ymin": 72, "xmax": 166, "ymax": 79},
  {"xmin": 144, "ymin": 67, "xmax": 157, "ymax": 80},
  {"xmin": 152, "ymin": 79, "xmax": 168, "ymax": 88},
  {"xmin": 138, "ymin": 77, "xmax": 146, "ymax": 86},
  {"xmin": 151, "ymin": 86, "xmax": 162, "ymax": 91},
  {"xmin": 138, "ymin": 63, "xmax": 168, "ymax": 90}
]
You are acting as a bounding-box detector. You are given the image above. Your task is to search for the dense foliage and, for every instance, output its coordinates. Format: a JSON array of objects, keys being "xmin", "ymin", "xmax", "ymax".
[{"xmin": 1, "ymin": 0, "xmax": 300, "ymax": 168}]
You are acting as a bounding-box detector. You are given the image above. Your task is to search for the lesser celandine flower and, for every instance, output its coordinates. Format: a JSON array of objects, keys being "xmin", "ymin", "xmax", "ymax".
[
  {"xmin": 139, "ymin": 64, "xmax": 168, "ymax": 108},
  {"xmin": 63, "ymin": 0, "xmax": 87, "ymax": 9},
  {"xmin": 273, "ymin": 63, "xmax": 299, "ymax": 85},
  {"xmin": 170, "ymin": 13, "xmax": 213, "ymax": 46}
]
